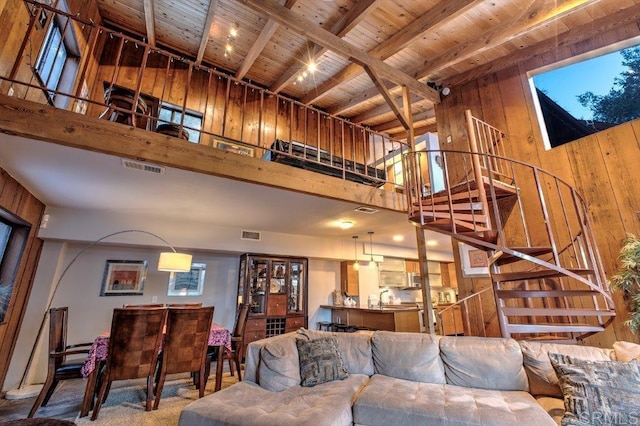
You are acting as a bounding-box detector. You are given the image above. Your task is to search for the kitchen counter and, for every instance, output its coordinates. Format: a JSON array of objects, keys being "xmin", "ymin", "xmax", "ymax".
[{"xmin": 320, "ymin": 305, "xmax": 421, "ymax": 332}]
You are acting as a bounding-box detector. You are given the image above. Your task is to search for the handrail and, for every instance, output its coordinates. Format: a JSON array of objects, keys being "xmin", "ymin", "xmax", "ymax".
[{"xmin": 436, "ymin": 287, "xmax": 493, "ymax": 337}]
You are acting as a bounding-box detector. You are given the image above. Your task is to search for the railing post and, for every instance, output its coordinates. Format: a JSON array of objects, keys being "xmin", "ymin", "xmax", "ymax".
[{"xmin": 464, "ymin": 110, "xmax": 491, "ymax": 232}]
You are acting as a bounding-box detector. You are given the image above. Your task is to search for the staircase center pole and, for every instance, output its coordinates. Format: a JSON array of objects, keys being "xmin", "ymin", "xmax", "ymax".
[{"xmin": 416, "ymin": 227, "xmax": 436, "ymax": 334}]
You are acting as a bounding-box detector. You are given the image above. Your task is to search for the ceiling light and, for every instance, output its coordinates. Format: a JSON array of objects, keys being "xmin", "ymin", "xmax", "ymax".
[
  {"xmin": 426, "ymin": 240, "xmax": 438, "ymax": 247},
  {"xmin": 307, "ymin": 61, "xmax": 317, "ymax": 73},
  {"xmin": 393, "ymin": 235, "xmax": 404, "ymax": 242},
  {"xmin": 339, "ymin": 220, "xmax": 354, "ymax": 230},
  {"xmin": 230, "ymin": 27, "xmax": 238, "ymax": 38},
  {"xmin": 354, "ymin": 206, "xmax": 378, "ymax": 214}
]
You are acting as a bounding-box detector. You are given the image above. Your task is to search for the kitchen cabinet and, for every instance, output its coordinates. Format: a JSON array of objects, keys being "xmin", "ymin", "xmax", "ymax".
[
  {"xmin": 340, "ymin": 261, "xmax": 359, "ymax": 297},
  {"xmin": 405, "ymin": 259, "xmax": 420, "ymax": 273},
  {"xmin": 238, "ymin": 254, "xmax": 308, "ymax": 348},
  {"xmin": 322, "ymin": 306, "xmax": 420, "ymax": 333}
]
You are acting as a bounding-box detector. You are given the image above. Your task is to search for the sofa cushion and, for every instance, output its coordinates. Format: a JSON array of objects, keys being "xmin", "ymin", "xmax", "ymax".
[
  {"xmin": 549, "ymin": 353, "xmax": 640, "ymax": 426},
  {"xmin": 440, "ymin": 336, "xmax": 528, "ymax": 391},
  {"xmin": 352, "ymin": 374, "xmax": 556, "ymax": 426},
  {"xmin": 296, "ymin": 336, "xmax": 348, "ymax": 387},
  {"xmin": 371, "ymin": 331, "xmax": 445, "ymax": 383},
  {"xmin": 535, "ymin": 396, "xmax": 565, "ymax": 425},
  {"xmin": 179, "ymin": 374, "xmax": 370, "ymax": 426},
  {"xmin": 257, "ymin": 335, "xmax": 301, "ymax": 392},
  {"xmin": 519, "ymin": 340, "xmax": 613, "ymax": 398},
  {"xmin": 297, "ymin": 328, "xmax": 374, "ymax": 375},
  {"xmin": 613, "ymin": 340, "xmax": 640, "ymax": 362}
]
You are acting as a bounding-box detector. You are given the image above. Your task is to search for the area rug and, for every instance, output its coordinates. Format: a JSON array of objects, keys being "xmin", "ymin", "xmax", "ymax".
[{"xmin": 73, "ymin": 373, "xmax": 237, "ymax": 425}]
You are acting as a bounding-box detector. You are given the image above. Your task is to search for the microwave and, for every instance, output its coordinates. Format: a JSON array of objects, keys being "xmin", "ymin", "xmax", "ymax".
[{"xmin": 406, "ymin": 272, "xmax": 422, "ymax": 288}]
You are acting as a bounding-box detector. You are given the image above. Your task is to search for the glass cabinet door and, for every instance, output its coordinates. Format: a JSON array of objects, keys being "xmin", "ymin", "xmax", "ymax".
[
  {"xmin": 288, "ymin": 261, "xmax": 304, "ymax": 314},
  {"xmin": 270, "ymin": 260, "xmax": 286, "ymax": 294},
  {"xmin": 249, "ymin": 258, "xmax": 268, "ymax": 314}
]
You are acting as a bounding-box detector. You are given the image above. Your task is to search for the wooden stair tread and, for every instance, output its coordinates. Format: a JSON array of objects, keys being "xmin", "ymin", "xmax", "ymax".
[
  {"xmin": 413, "ymin": 201, "xmax": 484, "ymax": 212},
  {"xmin": 433, "ymin": 177, "xmax": 517, "ymax": 200},
  {"xmin": 494, "ymin": 247, "xmax": 554, "ymax": 265},
  {"xmin": 418, "ymin": 210, "xmax": 489, "ymax": 223},
  {"xmin": 501, "ymin": 307, "xmax": 616, "ymax": 317},
  {"xmin": 492, "ymin": 268, "xmax": 594, "ymax": 282},
  {"xmin": 506, "ymin": 323, "xmax": 604, "ymax": 333},
  {"xmin": 496, "ymin": 289, "xmax": 603, "ymax": 298}
]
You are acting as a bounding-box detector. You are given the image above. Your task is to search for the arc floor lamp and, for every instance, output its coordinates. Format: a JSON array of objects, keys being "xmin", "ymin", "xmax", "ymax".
[{"xmin": 5, "ymin": 229, "xmax": 192, "ymax": 399}]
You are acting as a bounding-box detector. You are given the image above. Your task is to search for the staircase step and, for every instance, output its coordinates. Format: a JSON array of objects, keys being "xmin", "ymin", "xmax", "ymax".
[
  {"xmin": 419, "ymin": 211, "xmax": 489, "ymax": 224},
  {"xmin": 415, "ymin": 201, "xmax": 484, "ymax": 212},
  {"xmin": 501, "ymin": 307, "xmax": 616, "ymax": 317},
  {"xmin": 418, "ymin": 190, "xmax": 482, "ymax": 206},
  {"xmin": 496, "ymin": 289, "xmax": 603, "ymax": 298},
  {"xmin": 493, "ymin": 247, "xmax": 554, "ymax": 266},
  {"xmin": 506, "ymin": 323, "xmax": 604, "ymax": 334},
  {"xmin": 457, "ymin": 231, "xmax": 499, "ymax": 244},
  {"xmin": 492, "ymin": 268, "xmax": 594, "ymax": 282}
]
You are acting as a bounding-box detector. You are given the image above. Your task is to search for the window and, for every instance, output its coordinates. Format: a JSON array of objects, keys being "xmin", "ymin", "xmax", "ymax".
[
  {"xmin": 158, "ymin": 103, "xmax": 203, "ymax": 143},
  {"xmin": 529, "ymin": 39, "xmax": 640, "ymax": 149},
  {"xmin": 0, "ymin": 213, "xmax": 30, "ymax": 324},
  {"xmin": 34, "ymin": 2, "xmax": 79, "ymax": 108}
]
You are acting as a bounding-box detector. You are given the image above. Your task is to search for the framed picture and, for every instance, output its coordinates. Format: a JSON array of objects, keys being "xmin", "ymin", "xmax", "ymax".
[
  {"xmin": 101, "ymin": 260, "xmax": 147, "ymax": 296},
  {"xmin": 459, "ymin": 243, "xmax": 489, "ymax": 277},
  {"xmin": 167, "ymin": 263, "xmax": 206, "ymax": 296},
  {"xmin": 214, "ymin": 139, "xmax": 254, "ymax": 157}
]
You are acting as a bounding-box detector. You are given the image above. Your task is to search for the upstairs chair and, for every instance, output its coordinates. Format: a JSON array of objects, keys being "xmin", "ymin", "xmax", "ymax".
[
  {"xmin": 90, "ymin": 307, "xmax": 167, "ymax": 421},
  {"xmin": 28, "ymin": 307, "xmax": 93, "ymax": 418},
  {"xmin": 205, "ymin": 303, "xmax": 249, "ymax": 383},
  {"xmin": 153, "ymin": 306, "xmax": 215, "ymax": 410}
]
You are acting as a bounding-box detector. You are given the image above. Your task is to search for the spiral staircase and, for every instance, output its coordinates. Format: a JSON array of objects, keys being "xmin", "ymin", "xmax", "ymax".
[{"xmin": 403, "ymin": 111, "xmax": 616, "ymax": 342}]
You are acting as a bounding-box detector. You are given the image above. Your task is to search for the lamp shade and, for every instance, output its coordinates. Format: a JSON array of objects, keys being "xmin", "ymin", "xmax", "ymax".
[{"xmin": 158, "ymin": 252, "xmax": 192, "ymax": 272}]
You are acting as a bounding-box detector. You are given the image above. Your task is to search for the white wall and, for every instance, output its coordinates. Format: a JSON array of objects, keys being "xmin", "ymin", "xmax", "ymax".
[{"xmin": 4, "ymin": 206, "xmax": 453, "ymax": 391}]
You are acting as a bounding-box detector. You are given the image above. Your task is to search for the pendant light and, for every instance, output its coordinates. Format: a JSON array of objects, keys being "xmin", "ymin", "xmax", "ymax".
[
  {"xmin": 368, "ymin": 231, "xmax": 376, "ymax": 268},
  {"xmin": 352, "ymin": 235, "xmax": 360, "ymax": 270}
]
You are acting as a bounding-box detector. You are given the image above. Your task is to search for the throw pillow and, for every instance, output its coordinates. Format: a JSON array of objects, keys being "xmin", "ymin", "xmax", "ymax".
[
  {"xmin": 296, "ymin": 337, "xmax": 348, "ymax": 387},
  {"xmin": 548, "ymin": 352, "xmax": 640, "ymax": 426}
]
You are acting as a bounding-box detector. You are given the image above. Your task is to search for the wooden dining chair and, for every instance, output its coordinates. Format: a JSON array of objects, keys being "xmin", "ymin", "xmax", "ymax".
[
  {"xmin": 153, "ymin": 306, "xmax": 214, "ymax": 410},
  {"xmin": 205, "ymin": 303, "xmax": 249, "ymax": 383},
  {"xmin": 28, "ymin": 307, "xmax": 93, "ymax": 418},
  {"xmin": 166, "ymin": 302, "xmax": 203, "ymax": 308},
  {"xmin": 123, "ymin": 303, "xmax": 165, "ymax": 308},
  {"xmin": 90, "ymin": 307, "xmax": 167, "ymax": 421}
]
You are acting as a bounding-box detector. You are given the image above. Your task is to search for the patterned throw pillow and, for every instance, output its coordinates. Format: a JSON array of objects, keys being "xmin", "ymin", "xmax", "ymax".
[
  {"xmin": 296, "ymin": 337, "xmax": 348, "ymax": 387},
  {"xmin": 548, "ymin": 352, "xmax": 640, "ymax": 426}
]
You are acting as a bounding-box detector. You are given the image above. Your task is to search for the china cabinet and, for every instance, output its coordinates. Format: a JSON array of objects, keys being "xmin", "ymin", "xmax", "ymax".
[{"xmin": 237, "ymin": 254, "xmax": 308, "ymax": 348}]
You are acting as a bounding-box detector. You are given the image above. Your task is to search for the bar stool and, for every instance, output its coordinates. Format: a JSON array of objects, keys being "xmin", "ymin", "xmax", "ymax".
[
  {"xmin": 156, "ymin": 123, "xmax": 190, "ymax": 140},
  {"xmin": 317, "ymin": 321, "xmax": 335, "ymax": 331},
  {"xmin": 333, "ymin": 324, "xmax": 357, "ymax": 333},
  {"xmin": 99, "ymin": 86, "xmax": 149, "ymax": 129}
]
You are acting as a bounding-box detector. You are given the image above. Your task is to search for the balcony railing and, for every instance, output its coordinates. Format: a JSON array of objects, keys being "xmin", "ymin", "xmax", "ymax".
[{"xmin": 1, "ymin": 1, "xmax": 409, "ymax": 190}]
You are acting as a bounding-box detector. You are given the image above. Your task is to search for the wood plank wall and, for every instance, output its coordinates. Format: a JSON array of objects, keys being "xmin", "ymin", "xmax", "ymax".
[
  {"xmin": 436, "ymin": 20, "xmax": 640, "ymax": 347},
  {"xmin": 0, "ymin": 168, "xmax": 45, "ymax": 392}
]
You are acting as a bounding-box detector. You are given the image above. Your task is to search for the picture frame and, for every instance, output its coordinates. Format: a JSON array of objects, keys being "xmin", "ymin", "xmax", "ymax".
[
  {"xmin": 167, "ymin": 263, "xmax": 206, "ymax": 296},
  {"xmin": 100, "ymin": 260, "xmax": 147, "ymax": 296},
  {"xmin": 459, "ymin": 243, "xmax": 489, "ymax": 277},
  {"xmin": 214, "ymin": 139, "xmax": 254, "ymax": 157}
]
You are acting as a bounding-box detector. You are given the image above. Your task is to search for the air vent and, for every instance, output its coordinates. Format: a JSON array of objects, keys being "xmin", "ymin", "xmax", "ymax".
[
  {"xmin": 354, "ymin": 206, "xmax": 378, "ymax": 214},
  {"xmin": 241, "ymin": 230, "xmax": 261, "ymax": 241},
  {"xmin": 121, "ymin": 159, "xmax": 165, "ymax": 174}
]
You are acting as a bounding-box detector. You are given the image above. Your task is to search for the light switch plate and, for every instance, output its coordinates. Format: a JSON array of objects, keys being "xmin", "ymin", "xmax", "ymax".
[{"xmin": 151, "ymin": 296, "xmax": 158, "ymax": 303}]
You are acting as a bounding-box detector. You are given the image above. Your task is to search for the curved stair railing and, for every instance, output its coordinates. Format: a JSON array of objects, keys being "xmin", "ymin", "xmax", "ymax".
[{"xmin": 403, "ymin": 114, "xmax": 615, "ymax": 341}]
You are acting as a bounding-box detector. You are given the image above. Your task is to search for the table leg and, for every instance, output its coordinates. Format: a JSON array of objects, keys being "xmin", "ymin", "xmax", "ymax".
[
  {"xmin": 215, "ymin": 344, "xmax": 224, "ymax": 392},
  {"xmin": 80, "ymin": 368, "xmax": 98, "ymax": 417}
]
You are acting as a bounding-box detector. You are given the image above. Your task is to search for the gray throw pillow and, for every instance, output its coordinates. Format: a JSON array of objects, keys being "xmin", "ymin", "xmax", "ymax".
[
  {"xmin": 548, "ymin": 352, "xmax": 640, "ymax": 426},
  {"xmin": 296, "ymin": 337, "xmax": 348, "ymax": 387}
]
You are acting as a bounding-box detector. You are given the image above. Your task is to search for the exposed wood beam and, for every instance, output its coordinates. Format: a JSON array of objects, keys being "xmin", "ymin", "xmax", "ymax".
[
  {"xmin": 349, "ymin": 95, "xmax": 432, "ymax": 124},
  {"xmin": 444, "ymin": 3, "xmax": 640, "ymax": 87},
  {"xmin": 402, "ymin": 86, "xmax": 415, "ymax": 147},
  {"xmin": 301, "ymin": 0, "xmax": 479, "ymax": 105},
  {"xmin": 142, "ymin": 0, "xmax": 156, "ymax": 47},
  {"xmin": 236, "ymin": 0, "xmax": 440, "ymax": 104},
  {"xmin": 270, "ymin": 0, "xmax": 383, "ymax": 93},
  {"xmin": 362, "ymin": 64, "xmax": 409, "ymax": 130},
  {"xmin": 390, "ymin": 123, "xmax": 436, "ymax": 141},
  {"xmin": 373, "ymin": 110, "xmax": 435, "ymax": 133},
  {"xmin": 196, "ymin": 0, "xmax": 220, "ymax": 65},
  {"xmin": 328, "ymin": 0, "xmax": 609, "ymax": 120},
  {"xmin": 236, "ymin": 0, "xmax": 299, "ymax": 80}
]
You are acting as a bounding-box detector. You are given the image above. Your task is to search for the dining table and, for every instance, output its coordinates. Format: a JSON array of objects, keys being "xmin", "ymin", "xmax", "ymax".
[{"xmin": 79, "ymin": 322, "xmax": 231, "ymax": 417}]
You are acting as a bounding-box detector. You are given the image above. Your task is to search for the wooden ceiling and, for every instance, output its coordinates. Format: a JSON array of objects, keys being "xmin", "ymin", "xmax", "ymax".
[{"xmin": 95, "ymin": 0, "xmax": 640, "ymax": 140}]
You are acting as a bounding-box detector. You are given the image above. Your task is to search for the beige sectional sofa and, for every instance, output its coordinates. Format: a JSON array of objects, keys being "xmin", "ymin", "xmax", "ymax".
[{"xmin": 178, "ymin": 329, "xmax": 629, "ymax": 426}]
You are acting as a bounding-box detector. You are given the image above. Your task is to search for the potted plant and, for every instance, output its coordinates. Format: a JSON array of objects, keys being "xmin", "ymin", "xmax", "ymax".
[{"xmin": 609, "ymin": 234, "xmax": 640, "ymax": 333}]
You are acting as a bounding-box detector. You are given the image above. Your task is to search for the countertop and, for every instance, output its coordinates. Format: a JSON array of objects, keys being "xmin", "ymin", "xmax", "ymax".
[{"xmin": 320, "ymin": 304, "xmax": 420, "ymax": 313}]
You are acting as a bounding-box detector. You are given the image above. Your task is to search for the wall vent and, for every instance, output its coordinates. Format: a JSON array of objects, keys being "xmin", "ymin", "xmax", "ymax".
[
  {"xmin": 354, "ymin": 206, "xmax": 378, "ymax": 214},
  {"xmin": 121, "ymin": 158, "xmax": 165, "ymax": 174},
  {"xmin": 241, "ymin": 230, "xmax": 261, "ymax": 241}
]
